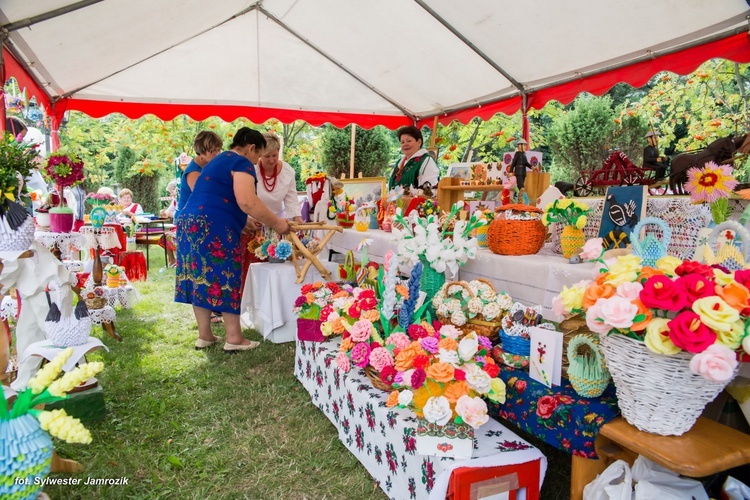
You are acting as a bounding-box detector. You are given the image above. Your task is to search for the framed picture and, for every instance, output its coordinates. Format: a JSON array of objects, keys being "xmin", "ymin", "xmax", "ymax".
[
  {"xmin": 446, "ymin": 163, "xmax": 472, "ymax": 180},
  {"xmin": 340, "ymin": 177, "xmax": 386, "ymax": 202}
]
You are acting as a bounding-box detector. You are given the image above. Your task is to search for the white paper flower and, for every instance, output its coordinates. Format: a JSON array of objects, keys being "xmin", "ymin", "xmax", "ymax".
[
  {"xmin": 422, "ymin": 396, "xmax": 452, "ymax": 425},
  {"xmin": 482, "ymin": 302, "xmax": 502, "ymax": 321},
  {"xmin": 467, "ymin": 297, "xmax": 483, "ymax": 315},
  {"xmin": 458, "ymin": 332, "xmax": 479, "ymax": 361},
  {"xmin": 496, "ymin": 293, "xmax": 513, "ymax": 311},
  {"xmin": 438, "ymin": 348, "xmax": 460, "ymax": 366},
  {"xmin": 398, "ymin": 390, "xmax": 413, "ymax": 407},
  {"xmin": 455, "ymin": 395, "xmax": 489, "ymax": 429},
  {"xmin": 464, "ymin": 364, "xmax": 492, "ymax": 394},
  {"xmin": 451, "ymin": 310, "xmax": 467, "ymax": 326}
]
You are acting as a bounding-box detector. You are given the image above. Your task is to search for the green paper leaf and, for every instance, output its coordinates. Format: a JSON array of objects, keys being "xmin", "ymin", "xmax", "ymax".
[
  {"xmin": 454, "ymin": 416, "xmax": 464, "ymax": 425},
  {"xmin": 632, "ymin": 313, "xmax": 646, "ymax": 323}
]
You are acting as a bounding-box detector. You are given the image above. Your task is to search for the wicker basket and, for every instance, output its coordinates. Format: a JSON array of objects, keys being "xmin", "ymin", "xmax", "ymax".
[
  {"xmin": 558, "ymin": 315, "xmax": 597, "ymax": 376},
  {"xmin": 599, "ymin": 333, "xmax": 736, "ymax": 436},
  {"xmin": 363, "ymin": 366, "xmax": 391, "ymax": 391},
  {"xmin": 487, "ymin": 204, "xmax": 546, "ymax": 255},
  {"xmin": 84, "ymin": 297, "xmax": 107, "ymax": 310},
  {"xmin": 434, "ymin": 280, "xmax": 503, "ymax": 341},
  {"xmin": 500, "ymin": 329, "xmax": 531, "ymax": 356}
]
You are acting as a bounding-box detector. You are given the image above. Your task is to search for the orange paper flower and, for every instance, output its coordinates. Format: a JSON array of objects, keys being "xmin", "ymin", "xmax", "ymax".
[
  {"xmin": 425, "ymin": 362, "xmax": 456, "ymax": 383},
  {"xmin": 443, "ymin": 380, "xmax": 470, "ymax": 404},
  {"xmin": 638, "ymin": 266, "xmax": 665, "ymax": 281},
  {"xmin": 630, "ymin": 299, "xmax": 653, "ymax": 332},
  {"xmin": 438, "ymin": 337, "xmax": 458, "ymax": 351},
  {"xmin": 394, "ymin": 343, "xmax": 424, "ymax": 371},
  {"xmin": 385, "ymin": 390, "xmax": 399, "ymax": 408},
  {"xmin": 339, "ymin": 337, "xmax": 354, "ymax": 352},
  {"xmin": 582, "ymin": 282, "xmax": 615, "ymax": 309},
  {"xmin": 716, "ymin": 281, "xmax": 750, "ymax": 314}
]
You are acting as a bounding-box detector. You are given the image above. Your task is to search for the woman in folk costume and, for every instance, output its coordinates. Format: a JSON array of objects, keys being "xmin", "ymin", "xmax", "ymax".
[{"xmin": 387, "ymin": 126, "xmax": 439, "ymax": 190}]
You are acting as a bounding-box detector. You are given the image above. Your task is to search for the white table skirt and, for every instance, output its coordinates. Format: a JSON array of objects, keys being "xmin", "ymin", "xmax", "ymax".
[
  {"xmin": 240, "ymin": 260, "xmax": 339, "ymax": 342},
  {"xmin": 295, "ymin": 338, "xmax": 547, "ymax": 500},
  {"xmin": 326, "ymin": 228, "xmax": 595, "ymax": 320}
]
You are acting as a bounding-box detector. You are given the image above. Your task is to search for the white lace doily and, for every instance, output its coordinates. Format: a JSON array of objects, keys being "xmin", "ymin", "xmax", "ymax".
[
  {"xmin": 34, "ymin": 231, "xmax": 86, "ymax": 254},
  {"xmin": 550, "ymin": 196, "xmax": 722, "ymax": 260},
  {"xmin": 79, "ymin": 226, "xmax": 121, "ymax": 250},
  {"xmin": 63, "ymin": 260, "xmax": 84, "ymax": 273},
  {"xmin": 87, "ymin": 305, "xmax": 116, "ymax": 324},
  {"xmin": 82, "ymin": 276, "xmax": 139, "ymax": 308}
]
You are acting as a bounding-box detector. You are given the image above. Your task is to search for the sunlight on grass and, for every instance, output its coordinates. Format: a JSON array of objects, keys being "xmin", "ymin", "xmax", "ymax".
[{"xmin": 44, "ymin": 268, "xmax": 385, "ymax": 499}]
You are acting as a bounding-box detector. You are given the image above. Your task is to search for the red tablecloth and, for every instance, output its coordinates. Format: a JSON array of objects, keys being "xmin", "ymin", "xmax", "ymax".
[{"xmin": 118, "ymin": 251, "xmax": 147, "ymax": 281}]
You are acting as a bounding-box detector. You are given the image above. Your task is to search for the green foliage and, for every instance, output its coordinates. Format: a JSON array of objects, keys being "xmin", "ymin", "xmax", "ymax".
[
  {"xmin": 0, "ymin": 133, "xmax": 38, "ymax": 199},
  {"xmin": 546, "ymin": 95, "xmax": 616, "ymax": 178},
  {"xmin": 321, "ymin": 125, "xmax": 391, "ymax": 178},
  {"xmin": 123, "ymin": 173, "xmax": 160, "ymax": 214},
  {"xmin": 113, "ymin": 146, "xmax": 136, "ymax": 186}
]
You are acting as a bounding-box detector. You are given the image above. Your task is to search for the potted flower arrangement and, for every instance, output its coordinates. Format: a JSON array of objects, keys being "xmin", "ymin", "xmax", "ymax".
[
  {"xmin": 328, "ymin": 192, "xmax": 355, "ymax": 228},
  {"xmin": 385, "ymin": 324, "xmax": 507, "ymax": 459},
  {"xmin": 541, "ymin": 199, "xmax": 591, "ymax": 258},
  {"xmin": 86, "ymin": 192, "xmax": 115, "ymax": 228},
  {"xmin": 393, "ymin": 201, "xmax": 486, "ymax": 314},
  {"xmin": 0, "ymin": 132, "xmax": 38, "ymax": 250},
  {"xmin": 554, "ymin": 243, "xmax": 746, "ymax": 435},
  {"xmin": 293, "ymin": 281, "xmax": 347, "ymax": 342},
  {"xmin": 1, "ymin": 348, "xmax": 102, "ymax": 498},
  {"xmin": 44, "ymin": 151, "xmax": 85, "ymax": 233}
]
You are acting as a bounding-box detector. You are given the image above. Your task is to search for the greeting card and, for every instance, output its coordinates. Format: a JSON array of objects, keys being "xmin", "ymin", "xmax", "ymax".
[{"xmin": 529, "ymin": 326, "xmax": 563, "ymax": 387}]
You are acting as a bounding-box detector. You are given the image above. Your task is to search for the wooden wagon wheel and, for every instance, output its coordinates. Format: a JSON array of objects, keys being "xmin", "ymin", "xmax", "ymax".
[
  {"xmin": 573, "ymin": 175, "xmax": 593, "ymax": 197},
  {"xmin": 620, "ymin": 172, "xmax": 641, "ymax": 186}
]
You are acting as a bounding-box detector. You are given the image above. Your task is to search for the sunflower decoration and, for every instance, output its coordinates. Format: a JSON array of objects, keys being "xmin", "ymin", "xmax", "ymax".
[{"xmin": 685, "ymin": 161, "xmax": 738, "ymax": 225}]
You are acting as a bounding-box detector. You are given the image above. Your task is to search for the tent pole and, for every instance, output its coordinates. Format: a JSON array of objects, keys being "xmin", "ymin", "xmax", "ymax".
[
  {"xmin": 522, "ymin": 94, "xmax": 530, "ymax": 145},
  {"xmin": 429, "ymin": 116, "xmax": 438, "ymax": 148},
  {"xmin": 349, "ymin": 124, "xmax": 356, "ymax": 179}
]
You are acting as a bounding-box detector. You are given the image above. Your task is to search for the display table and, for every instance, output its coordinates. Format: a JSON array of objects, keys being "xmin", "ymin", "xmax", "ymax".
[
  {"xmin": 34, "ymin": 231, "xmax": 86, "ymax": 261},
  {"xmin": 240, "ymin": 260, "xmax": 339, "ymax": 343},
  {"xmin": 327, "ymin": 228, "xmax": 595, "ymax": 320},
  {"xmin": 295, "ymin": 338, "xmax": 547, "ymax": 500}
]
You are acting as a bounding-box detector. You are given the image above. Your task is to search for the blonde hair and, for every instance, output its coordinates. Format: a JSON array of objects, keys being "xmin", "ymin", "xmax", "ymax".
[
  {"xmin": 193, "ymin": 131, "xmax": 223, "ymax": 155},
  {"xmin": 119, "ymin": 188, "xmax": 134, "ymax": 198},
  {"xmin": 262, "ymin": 131, "xmax": 281, "ymax": 152}
]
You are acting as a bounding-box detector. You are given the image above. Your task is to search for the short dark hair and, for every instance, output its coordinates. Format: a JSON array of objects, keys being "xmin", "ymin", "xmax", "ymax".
[
  {"xmin": 230, "ymin": 127, "xmax": 266, "ymax": 151},
  {"xmin": 193, "ymin": 131, "xmax": 223, "ymax": 155},
  {"xmin": 396, "ymin": 126, "xmax": 423, "ymax": 145},
  {"xmin": 5, "ymin": 117, "xmax": 26, "ymax": 137}
]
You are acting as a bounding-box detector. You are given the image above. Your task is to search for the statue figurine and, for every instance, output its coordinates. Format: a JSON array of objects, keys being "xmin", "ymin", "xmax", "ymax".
[
  {"xmin": 510, "ymin": 139, "xmax": 532, "ymax": 192},
  {"xmin": 643, "ymin": 131, "xmax": 668, "ymax": 180}
]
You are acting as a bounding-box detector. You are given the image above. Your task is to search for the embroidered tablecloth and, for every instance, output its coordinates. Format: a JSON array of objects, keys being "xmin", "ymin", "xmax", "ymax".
[
  {"xmin": 295, "ymin": 339, "xmax": 547, "ymax": 500},
  {"xmin": 486, "ymin": 366, "xmax": 620, "ymax": 459}
]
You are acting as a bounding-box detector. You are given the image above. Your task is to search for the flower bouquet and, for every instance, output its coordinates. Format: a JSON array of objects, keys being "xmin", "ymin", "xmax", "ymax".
[
  {"xmin": 542, "ymin": 199, "xmax": 590, "ymax": 258},
  {"xmin": 252, "ymin": 228, "xmax": 293, "ymax": 263},
  {"xmin": 384, "ymin": 324, "xmax": 506, "ymax": 458},
  {"xmin": 328, "ymin": 192, "xmax": 355, "ymax": 228},
  {"xmin": 293, "ymin": 281, "xmax": 347, "ymax": 342},
  {"xmin": 1, "ymin": 348, "xmax": 102, "ymax": 498},
  {"xmin": 554, "ymin": 247, "xmax": 745, "ymax": 435},
  {"xmin": 393, "ymin": 201, "xmax": 486, "ymax": 314},
  {"xmin": 85, "ymin": 192, "xmax": 115, "ymax": 207},
  {"xmin": 45, "ymin": 152, "xmax": 84, "ymax": 233},
  {"xmin": 0, "ymin": 133, "xmax": 38, "ymax": 250},
  {"xmin": 431, "ymin": 279, "xmax": 513, "ymax": 340}
]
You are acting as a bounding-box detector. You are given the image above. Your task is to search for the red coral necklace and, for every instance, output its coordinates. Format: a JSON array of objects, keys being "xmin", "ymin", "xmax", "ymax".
[{"xmin": 260, "ymin": 161, "xmax": 279, "ymax": 192}]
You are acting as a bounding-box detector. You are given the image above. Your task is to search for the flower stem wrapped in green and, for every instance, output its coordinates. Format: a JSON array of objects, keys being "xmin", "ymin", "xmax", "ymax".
[{"xmin": 541, "ymin": 199, "xmax": 590, "ymax": 229}]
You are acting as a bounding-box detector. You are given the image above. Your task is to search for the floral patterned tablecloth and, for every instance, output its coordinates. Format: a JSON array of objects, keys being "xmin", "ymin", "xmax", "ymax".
[
  {"xmin": 486, "ymin": 366, "xmax": 620, "ymax": 459},
  {"xmin": 295, "ymin": 339, "xmax": 547, "ymax": 500}
]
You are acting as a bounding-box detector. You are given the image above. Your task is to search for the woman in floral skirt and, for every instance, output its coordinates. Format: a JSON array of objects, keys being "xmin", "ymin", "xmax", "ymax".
[{"xmin": 174, "ymin": 127, "xmax": 290, "ymax": 352}]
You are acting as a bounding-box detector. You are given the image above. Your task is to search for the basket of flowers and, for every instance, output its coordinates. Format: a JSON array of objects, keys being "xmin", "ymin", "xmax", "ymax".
[
  {"xmin": 500, "ymin": 302, "xmax": 556, "ymax": 358},
  {"xmin": 555, "ymin": 242, "xmax": 745, "ymax": 436},
  {"xmin": 82, "ymin": 287, "xmax": 106, "ymax": 310},
  {"xmin": 328, "ymin": 192, "xmax": 355, "ymax": 228},
  {"xmin": 385, "ymin": 325, "xmax": 507, "ymax": 459},
  {"xmin": 252, "ymin": 228, "xmax": 293, "ymax": 263},
  {"xmin": 487, "ymin": 204, "xmax": 546, "ymax": 256},
  {"xmin": 432, "ymin": 279, "xmax": 513, "ymax": 341},
  {"xmin": 293, "ymin": 281, "xmax": 347, "ymax": 342}
]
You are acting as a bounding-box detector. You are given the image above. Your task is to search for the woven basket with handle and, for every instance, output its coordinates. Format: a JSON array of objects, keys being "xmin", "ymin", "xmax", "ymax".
[
  {"xmin": 363, "ymin": 366, "xmax": 391, "ymax": 391},
  {"xmin": 434, "ymin": 280, "xmax": 503, "ymax": 341},
  {"xmin": 487, "ymin": 204, "xmax": 546, "ymax": 255}
]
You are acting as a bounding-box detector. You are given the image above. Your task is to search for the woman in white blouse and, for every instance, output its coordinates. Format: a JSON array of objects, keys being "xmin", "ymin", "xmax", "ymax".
[{"xmin": 254, "ymin": 132, "xmax": 302, "ymax": 222}]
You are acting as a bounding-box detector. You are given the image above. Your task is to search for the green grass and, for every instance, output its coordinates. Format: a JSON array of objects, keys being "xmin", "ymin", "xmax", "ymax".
[
  {"xmin": 45, "ymin": 266, "xmax": 385, "ymax": 500},
  {"xmin": 44, "ymin": 252, "xmax": 571, "ymax": 499}
]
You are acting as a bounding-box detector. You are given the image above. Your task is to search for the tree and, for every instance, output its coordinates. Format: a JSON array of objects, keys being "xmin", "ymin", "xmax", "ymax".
[{"xmin": 320, "ymin": 125, "xmax": 391, "ymax": 178}]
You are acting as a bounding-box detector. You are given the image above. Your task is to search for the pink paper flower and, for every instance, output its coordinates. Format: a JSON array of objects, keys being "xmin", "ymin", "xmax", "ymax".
[
  {"xmin": 385, "ymin": 332, "xmax": 411, "ymax": 350},
  {"xmin": 639, "ymin": 275, "xmax": 685, "ymax": 311},
  {"xmin": 336, "ymin": 351, "xmax": 351, "ymax": 372},
  {"xmin": 439, "ymin": 324, "xmax": 461, "ymax": 339},
  {"xmin": 585, "ymin": 298, "xmax": 613, "ymax": 335},
  {"xmin": 350, "ymin": 342, "xmax": 371, "ymax": 368},
  {"xmin": 579, "ymin": 238, "xmax": 604, "ymax": 261},
  {"xmin": 349, "ymin": 319, "xmax": 373, "ymax": 342},
  {"xmin": 369, "ymin": 347, "xmax": 394, "ymax": 372},
  {"xmin": 455, "ymin": 395, "xmax": 489, "ymax": 429},
  {"xmin": 615, "ymin": 281, "xmax": 643, "ymax": 302},
  {"xmin": 689, "ymin": 343, "xmax": 738, "ymax": 382},
  {"xmin": 598, "ymin": 296, "xmax": 638, "ymax": 330},
  {"xmin": 667, "ymin": 311, "xmax": 717, "ymax": 353}
]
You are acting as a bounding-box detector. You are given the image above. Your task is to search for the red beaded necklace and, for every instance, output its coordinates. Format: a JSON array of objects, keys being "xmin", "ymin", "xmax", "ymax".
[{"xmin": 260, "ymin": 161, "xmax": 279, "ymax": 192}]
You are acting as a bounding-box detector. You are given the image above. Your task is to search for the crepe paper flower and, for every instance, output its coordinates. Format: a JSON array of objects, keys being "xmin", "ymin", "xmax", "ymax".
[
  {"xmin": 34, "ymin": 408, "xmax": 92, "ymax": 444},
  {"xmin": 45, "ymin": 152, "xmax": 85, "ymax": 189},
  {"xmin": 385, "ymin": 390, "xmax": 400, "ymax": 408},
  {"xmin": 27, "ymin": 348, "xmax": 73, "ymax": 395},
  {"xmin": 274, "ymin": 240, "xmax": 292, "ymax": 260},
  {"xmin": 541, "ymin": 199, "xmax": 590, "ymax": 228},
  {"xmin": 422, "ymin": 396, "xmax": 453, "ymax": 425},
  {"xmin": 380, "ymin": 251, "xmax": 399, "ymax": 321},
  {"xmin": 397, "ymin": 389, "xmax": 413, "ymax": 407},
  {"xmin": 47, "ymin": 362, "xmax": 104, "ymax": 398},
  {"xmin": 458, "ymin": 333, "xmax": 479, "ymax": 361},
  {"xmin": 685, "ymin": 161, "xmax": 738, "ymax": 224},
  {"xmin": 486, "ymin": 378, "xmax": 507, "ymax": 404},
  {"xmin": 454, "ymin": 395, "xmax": 489, "ymax": 429},
  {"xmin": 667, "ymin": 310, "xmax": 717, "ymax": 353},
  {"xmin": 689, "ymin": 343, "xmax": 738, "ymax": 382},
  {"xmin": 369, "ymin": 347, "xmax": 395, "ymax": 372},
  {"xmin": 398, "ymin": 261, "xmax": 423, "ymax": 329}
]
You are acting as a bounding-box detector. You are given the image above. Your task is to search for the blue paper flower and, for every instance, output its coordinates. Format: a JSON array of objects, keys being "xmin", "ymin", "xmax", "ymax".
[{"xmin": 275, "ymin": 240, "xmax": 292, "ymax": 260}]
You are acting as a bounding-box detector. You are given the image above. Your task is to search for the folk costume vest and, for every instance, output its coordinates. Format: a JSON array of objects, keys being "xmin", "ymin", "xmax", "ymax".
[{"xmin": 389, "ymin": 153, "xmax": 430, "ymax": 189}]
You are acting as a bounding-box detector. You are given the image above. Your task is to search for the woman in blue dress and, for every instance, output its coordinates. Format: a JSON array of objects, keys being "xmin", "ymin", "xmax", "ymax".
[{"xmin": 175, "ymin": 128, "xmax": 291, "ymax": 352}]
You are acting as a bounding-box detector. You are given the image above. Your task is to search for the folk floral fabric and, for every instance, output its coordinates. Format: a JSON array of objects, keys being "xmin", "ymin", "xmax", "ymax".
[
  {"xmin": 295, "ymin": 339, "xmax": 547, "ymax": 500},
  {"xmin": 174, "ymin": 152, "xmax": 255, "ymax": 314},
  {"xmin": 486, "ymin": 366, "xmax": 619, "ymax": 459}
]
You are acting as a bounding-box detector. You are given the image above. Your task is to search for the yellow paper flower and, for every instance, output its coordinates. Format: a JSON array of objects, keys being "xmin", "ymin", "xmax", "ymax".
[
  {"xmin": 47, "ymin": 362, "xmax": 104, "ymax": 398},
  {"xmin": 321, "ymin": 321, "xmax": 334, "ymax": 337},
  {"xmin": 575, "ymin": 216, "xmax": 587, "ymax": 229},
  {"xmin": 27, "ymin": 348, "xmax": 73, "ymax": 394},
  {"xmin": 655, "ymin": 255, "xmax": 682, "ymax": 276},
  {"xmin": 604, "ymin": 255, "xmax": 642, "ymax": 286},
  {"xmin": 693, "ymin": 296, "xmax": 740, "ymax": 333},
  {"xmin": 37, "ymin": 409, "xmax": 92, "ymax": 444},
  {"xmin": 713, "ymin": 269, "xmax": 736, "ymax": 286},
  {"xmin": 715, "ymin": 319, "xmax": 745, "ymax": 350},
  {"xmin": 486, "ymin": 378, "xmax": 506, "ymax": 404},
  {"xmin": 644, "ymin": 317, "xmax": 681, "ymax": 355},
  {"xmin": 558, "ymin": 284, "xmax": 586, "ymax": 313}
]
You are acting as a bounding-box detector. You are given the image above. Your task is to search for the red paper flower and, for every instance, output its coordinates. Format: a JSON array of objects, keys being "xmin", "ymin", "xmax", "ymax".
[
  {"xmin": 667, "ymin": 310, "xmax": 717, "ymax": 353},
  {"xmin": 639, "ymin": 275, "xmax": 684, "ymax": 311}
]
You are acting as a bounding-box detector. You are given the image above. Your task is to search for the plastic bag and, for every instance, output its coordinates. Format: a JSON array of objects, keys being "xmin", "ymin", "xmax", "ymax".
[
  {"xmin": 722, "ymin": 475, "xmax": 750, "ymax": 500},
  {"xmin": 631, "ymin": 456, "xmax": 708, "ymax": 500},
  {"xmin": 583, "ymin": 460, "xmax": 632, "ymax": 500}
]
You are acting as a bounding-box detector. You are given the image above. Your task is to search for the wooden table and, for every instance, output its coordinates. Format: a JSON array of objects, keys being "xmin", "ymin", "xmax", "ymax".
[{"xmin": 569, "ymin": 417, "xmax": 750, "ymax": 499}]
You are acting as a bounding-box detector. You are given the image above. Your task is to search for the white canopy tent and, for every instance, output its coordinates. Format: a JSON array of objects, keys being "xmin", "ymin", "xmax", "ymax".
[{"xmin": 1, "ymin": 0, "xmax": 750, "ymax": 132}]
